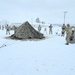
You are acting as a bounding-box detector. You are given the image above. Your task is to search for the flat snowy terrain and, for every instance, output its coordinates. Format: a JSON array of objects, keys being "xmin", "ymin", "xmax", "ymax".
[{"xmin": 0, "ymin": 26, "xmax": 75, "ymax": 75}]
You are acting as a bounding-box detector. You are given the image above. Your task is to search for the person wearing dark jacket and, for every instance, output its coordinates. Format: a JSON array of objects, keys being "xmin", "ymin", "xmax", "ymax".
[
  {"xmin": 49, "ymin": 24, "xmax": 53, "ymax": 34},
  {"xmin": 61, "ymin": 24, "xmax": 66, "ymax": 36}
]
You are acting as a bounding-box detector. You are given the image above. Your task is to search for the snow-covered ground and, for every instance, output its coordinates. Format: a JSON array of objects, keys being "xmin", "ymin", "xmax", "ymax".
[{"xmin": 0, "ymin": 26, "xmax": 75, "ymax": 75}]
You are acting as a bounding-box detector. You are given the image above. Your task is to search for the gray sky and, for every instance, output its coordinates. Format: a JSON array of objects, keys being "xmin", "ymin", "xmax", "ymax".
[{"xmin": 0, "ymin": 0, "xmax": 75, "ymax": 24}]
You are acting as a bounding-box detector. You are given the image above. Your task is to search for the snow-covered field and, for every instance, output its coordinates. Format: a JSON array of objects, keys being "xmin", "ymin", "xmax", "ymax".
[{"xmin": 0, "ymin": 26, "xmax": 75, "ymax": 75}]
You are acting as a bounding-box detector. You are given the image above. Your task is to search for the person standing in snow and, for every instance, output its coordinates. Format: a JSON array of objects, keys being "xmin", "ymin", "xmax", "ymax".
[
  {"xmin": 49, "ymin": 24, "xmax": 53, "ymax": 34},
  {"xmin": 38, "ymin": 25, "xmax": 41, "ymax": 32},
  {"xmin": 61, "ymin": 24, "xmax": 66, "ymax": 36},
  {"xmin": 65, "ymin": 24, "xmax": 72, "ymax": 45},
  {"xmin": 6, "ymin": 24, "xmax": 10, "ymax": 35},
  {"xmin": 13, "ymin": 25, "xmax": 17, "ymax": 34}
]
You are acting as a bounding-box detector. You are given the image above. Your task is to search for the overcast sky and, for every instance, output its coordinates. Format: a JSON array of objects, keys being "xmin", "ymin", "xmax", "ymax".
[{"xmin": 0, "ymin": 0, "xmax": 75, "ymax": 25}]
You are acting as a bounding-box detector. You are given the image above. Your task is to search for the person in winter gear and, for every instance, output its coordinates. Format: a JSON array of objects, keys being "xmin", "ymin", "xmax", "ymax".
[
  {"xmin": 49, "ymin": 24, "xmax": 53, "ymax": 34},
  {"xmin": 65, "ymin": 24, "xmax": 72, "ymax": 45},
  {"xmin": 13, "ymin": 26, "xmax": 17, "ymax": 34},
  {"xmin": 38, "ymin": 25, "xmax": 41, "ymax": 32},
  {"xmin": 6, "ymin": 24, "xmax": 10, "ymax": 35},
  {"xmin": 61, "ymin": 24, "xmax": 66, "ymax": 36}
]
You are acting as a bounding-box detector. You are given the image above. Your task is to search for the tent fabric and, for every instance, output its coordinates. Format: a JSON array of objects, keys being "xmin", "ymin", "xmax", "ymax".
[{"xmin": 10, "ymin": 21, "xmax": 44, "ymax": 39}]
